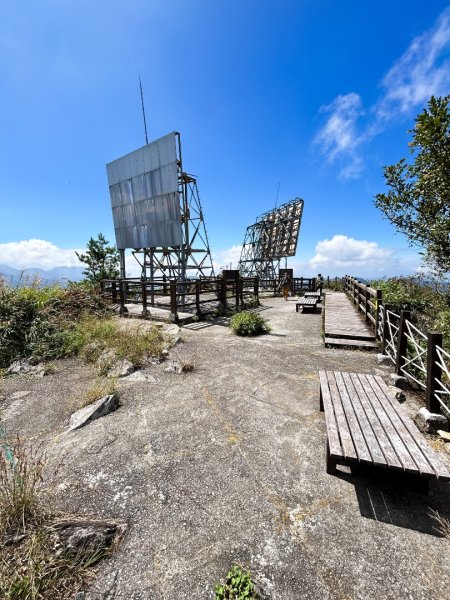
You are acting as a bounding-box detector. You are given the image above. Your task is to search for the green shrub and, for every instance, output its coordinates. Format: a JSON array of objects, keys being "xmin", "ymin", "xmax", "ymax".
[
  {"xmin": 215, "ymin": 564, "xmax": 258, "ymax": 599},
  {"xmin": 369, "ymin": 275, "xmax": 450, "ymax": 348},
  {"xmin": 229, "ymin": 311, "xmax": 270, "ymax": 336},
  {"xmin": 0, "ymin": 281, "xmax": 111, "ymax": 367}
]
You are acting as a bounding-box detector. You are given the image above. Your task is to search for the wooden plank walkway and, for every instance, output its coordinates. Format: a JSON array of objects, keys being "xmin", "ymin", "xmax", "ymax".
[{"xmin": 324, "ymin": 292, "xmax": 378, "ymax": 349}]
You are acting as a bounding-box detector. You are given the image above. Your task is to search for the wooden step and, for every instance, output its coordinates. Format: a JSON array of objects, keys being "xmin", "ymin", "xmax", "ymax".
[
  {"xmin": 324, "ymin": 331, "xmax": 376, "ymax": 342},
  {"xmin": 324, "ymin": 337, "xmax": 379, "ymax": 349}
]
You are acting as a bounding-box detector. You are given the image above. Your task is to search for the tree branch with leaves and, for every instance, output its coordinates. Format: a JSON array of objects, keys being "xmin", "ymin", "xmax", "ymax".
[
  {"xmin": 75, "ymin": 233, "xmax": 120, "ymax": 283},
  {"xmin": 374, "ymin": 95, "xmax": 450, "ymax": 274}
]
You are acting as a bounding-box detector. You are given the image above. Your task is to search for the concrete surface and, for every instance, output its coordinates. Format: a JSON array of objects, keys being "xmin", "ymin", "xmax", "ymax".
[{"xmin": 1, "ymin": 293, "xmax": 450, "ymax": 599}]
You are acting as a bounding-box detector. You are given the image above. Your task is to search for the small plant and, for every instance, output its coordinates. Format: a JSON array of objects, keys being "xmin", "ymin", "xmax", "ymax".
[
  {"xmin": 0, "ymin": 435, "xmax": 50, "ymax": 532},
  {"xmin": 229, "ymin": 312, "xmax": 270, "ymax": 336},
  {"xmin": 430, "ymin": 508, "xmax": 450, "ymax": 538},
  {"xmin": 215, "ymin": 564, "xmax": 259, "ymax": 599}
]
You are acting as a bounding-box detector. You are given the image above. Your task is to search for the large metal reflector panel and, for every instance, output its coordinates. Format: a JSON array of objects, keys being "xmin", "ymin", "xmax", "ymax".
[
  {"xmin": 106, "ymin": 132, "xmax": 182, "ymax": 249},
  {"xmin": 258, "ymin": 198, "xmax": 304, "ymax": 259}
]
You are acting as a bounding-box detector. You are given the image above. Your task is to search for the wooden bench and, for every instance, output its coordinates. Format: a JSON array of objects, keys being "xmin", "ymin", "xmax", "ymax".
[
  {"xmin": 319, "ymin": 370, "xmax": 450, "ymax": 493},
  {"xmin": 296, "ymin": 297, "xmax": 319, "ymax": 312},
  {"xmin": 304, "ymin": 291, "xmax": 321, "ymax": 298}
]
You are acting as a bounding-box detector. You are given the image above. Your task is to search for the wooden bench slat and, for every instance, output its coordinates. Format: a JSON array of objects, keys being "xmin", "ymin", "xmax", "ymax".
[
  {"xmin": 352, "ymin": 374, "xmax": 417, "ymax": 472},
  {"xmin": 367, "ymin": 378, "xmax": 436, "ymax": 477},
  {"xmin": 368, "ymin": 376, "xmax": 450, "ymax": 480},
  {"xmin": 326, "ymin": 373, "xmax": 357, "ymax": 460},
  {"xmin": 334, "ymin": 372, "xmax": 372, "ymax": 463},
  {"xmin": 360, "ymin": 374, "xmax": 436, "ymax": 477},
  {"xmin": 340, "ymin": 372, "xmax": 387, "ymax": 466},
  {"xmin": 319, "ymin": 371, "xmax": 341, "ymax": 458},
  {"xmin": 348, "ymin": 374, "xmax": 404, "ymax": 470}
]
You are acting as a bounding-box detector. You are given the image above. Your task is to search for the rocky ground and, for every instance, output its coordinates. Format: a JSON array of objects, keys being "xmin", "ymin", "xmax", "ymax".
[{"xmin": 1, "ymin": 294, "xmax": 450, "ymax": 599}]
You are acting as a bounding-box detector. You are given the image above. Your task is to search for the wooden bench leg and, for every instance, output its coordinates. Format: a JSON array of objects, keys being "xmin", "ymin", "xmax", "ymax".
[{"xmin": 326, "ymin": 440, "xmax": 337, "ymax": 475}]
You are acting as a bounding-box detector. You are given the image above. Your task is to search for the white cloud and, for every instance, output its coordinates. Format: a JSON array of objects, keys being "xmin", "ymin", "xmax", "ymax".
[
  {"xmin": 212, "ymin": 244, "xmax": 243, "ymax": 272},
  {"xmin": 377, "ymin": 8, "xmax": 450, "ymax": 118},
  {"xmin": 305, "ymin": 234, "xmax": 399, "ymax": 277},
  {"xmin": 0, "ymin": 239, "xmax": 83, "ymax": 269},
  {"xmin": 314, "ymin": 8, "xmax": 450, "ymax": 178},
  {"xmin": 314, "ymin": 93, "xmax": 364, "ymax": 179}
]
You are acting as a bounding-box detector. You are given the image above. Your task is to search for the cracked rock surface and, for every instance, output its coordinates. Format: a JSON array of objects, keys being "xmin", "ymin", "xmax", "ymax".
[{"xmin": 1, "ymin": 294, "xmax": 450, "ymax": 599}]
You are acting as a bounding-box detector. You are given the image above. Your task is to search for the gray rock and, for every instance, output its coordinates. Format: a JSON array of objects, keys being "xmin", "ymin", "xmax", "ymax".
[
  {"xmin": 119, "ymin": 371, "xmax": 157, "ymax": 384},
  {"xmin": 68, "ymin": 394, "xmax": 120, "ymax": 431},
  {"xmin": 7, "ymin": 359, "xmax": 33, "ymax": 374},
  {"xmin": 395, "ymin": 390, "xmax": 406, "ymax": 402},
  {"xmin": 107, "ymin": 359, "xmax": 135, "ymax": 378},
  {"xmin": 165, "ymin": 324, "xmax": 181, "ymax": 337},
  {"xmin": 437, "ymin": 429, "xmax": 450, "ymax": 443},
  {"xmin": 389, "ymin": 374, "xmax": 409, "ymax": 389},
  {"xmin": 10, "ymin": 390, "xmax": 31, "ymax": 400},
  {"xmin": 377, "ymin": 354, "xmax": 393, "ymax": 366},
  {"xmin": 51, "ymin": 518, "xmax": 127, "ymax": 557},
  {"xmin": 414, "ymin": 407, "xmax": 448, "ymax": 434},
  {"xmin": 7, "ymin": 360, "xmax": 46, "ymax": 377},
  {"xmin": 164, "ymin": 361, "xmax": 184, "ymax": 374}
]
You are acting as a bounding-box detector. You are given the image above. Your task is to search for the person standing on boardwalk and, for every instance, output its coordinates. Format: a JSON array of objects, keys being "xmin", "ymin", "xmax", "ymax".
[
  {"xmin": 280, "ymin": 273, "xmax": 292, "ymax": 301},
  {"xmin": 316, "ymin": 273, "xmax": 324, "ymax": 296}
]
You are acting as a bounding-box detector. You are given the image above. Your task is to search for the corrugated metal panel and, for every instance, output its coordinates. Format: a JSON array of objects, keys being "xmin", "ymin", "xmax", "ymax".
[{"xmin": 106, "ymin": 132, "xmax": 182, "ymax": 249}]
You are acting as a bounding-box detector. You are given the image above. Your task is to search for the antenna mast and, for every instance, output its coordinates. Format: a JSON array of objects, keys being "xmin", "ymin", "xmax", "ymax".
[{"xmin": 139, "ymin": 76, "xmax": 149, "ymax": 145}]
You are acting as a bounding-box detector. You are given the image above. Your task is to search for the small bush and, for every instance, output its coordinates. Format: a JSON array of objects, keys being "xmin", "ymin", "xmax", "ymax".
[
  {"xmin": 215, "ymin": 564, "xmax": 259, "ymax": 599},
  {"xmin": 230, "ymin": 312, "xmax": 270, "ymax": 336}
]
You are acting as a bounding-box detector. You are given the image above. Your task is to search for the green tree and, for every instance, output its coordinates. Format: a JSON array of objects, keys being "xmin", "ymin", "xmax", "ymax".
[
  {"xmin": 374, "ymin": 95, "xmax": 450, "ymax": 274},
  {"xmin": 76, "ymin": 233, "xmax": 120, "ymax": 283}
]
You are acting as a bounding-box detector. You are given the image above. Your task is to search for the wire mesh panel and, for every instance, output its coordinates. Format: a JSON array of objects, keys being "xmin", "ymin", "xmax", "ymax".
[{"xmin": 106, "ymin": 132, "xmax": 182, "ymax": 249}]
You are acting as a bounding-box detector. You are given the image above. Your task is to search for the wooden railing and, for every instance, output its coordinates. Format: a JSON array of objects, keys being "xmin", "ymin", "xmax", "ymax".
[
  {"xmin": 100, "ymin": 276, "xmax": 259, "ymax": 322},
  {"xmin": 343, "ymin": 274, "xmax": 450, "ymax": 418},
  {"xmin": 344, "ymin": 275, "xmax": 382, "ymax": 330}
]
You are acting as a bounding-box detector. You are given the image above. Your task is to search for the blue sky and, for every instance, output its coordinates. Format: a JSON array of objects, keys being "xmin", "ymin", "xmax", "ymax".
[{"xmin": 1, "ymin": 0, "xmax": 449, "ymax": 277}]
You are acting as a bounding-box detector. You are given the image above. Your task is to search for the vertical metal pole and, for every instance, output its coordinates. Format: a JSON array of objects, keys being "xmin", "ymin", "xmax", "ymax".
[
  {"xmin": 426, "ymin": 332, "xmax": 443, "ymax": 413},
  {"xmin": 141, "ymin": 281, "xmax": 148, "ymax": 317},
  {"xmin": 195, "ymin": 281, "xmax": 200, "ymax": 316},
  {"xmin": 170, "ymin": 280, "xmax": 178, "ymax": 322},
  {"xmin": 395, "ymin": 310, "xmax": 411, "ymax": 376},
  {"xmin": 119, "ymin": 249, "xmax": 126, "ymax": 279}
]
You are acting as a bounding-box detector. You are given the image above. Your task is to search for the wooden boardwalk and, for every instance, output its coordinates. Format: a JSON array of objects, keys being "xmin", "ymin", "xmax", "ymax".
[{"xmin": 324, "ymin": 292, "xmax": 378, "ymax": 349}]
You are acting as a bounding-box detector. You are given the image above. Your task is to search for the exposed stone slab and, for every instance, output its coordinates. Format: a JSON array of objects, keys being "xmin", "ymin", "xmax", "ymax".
[
  {"xmin": 415, "ymin": 407, "xmax": 448, "ymax": 434},
  {"xmin": 68, "ymin": 394, "xmax": 119, "ymax": 431},
  {"xmin": 377, "ymin": 353, "xmax": 393, "ymax": 366},
  {"xmin": 389, "ymin": 374, "xmax": 409, "ymax": 389}
]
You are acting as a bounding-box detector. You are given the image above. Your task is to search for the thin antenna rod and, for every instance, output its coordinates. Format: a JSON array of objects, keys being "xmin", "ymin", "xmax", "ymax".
[
  {"xmin": 139, "ymin": 76, "xmax": 149, "ymax": 145},
  {"xmin": 275, "ymin": 182, "xmax": 280, "ymax": 208}
]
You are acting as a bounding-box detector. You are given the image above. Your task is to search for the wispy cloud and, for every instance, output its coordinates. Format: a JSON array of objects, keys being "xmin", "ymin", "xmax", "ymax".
[
  {"xmin": 377, "ymin": 7, "xmax": 450, "ymax": 118},
  {"xmin": 0, "ymin": 239, "xmax": 83, "ymax": 269},
  {"xmin": 308, "ymin": 234, "xmax": 393, "ymax": 272},
  {"xmin": 314, "ymin": 7, "xmax": 450, "ymax": 178},
  {"xmin": 314, "ymin": 93, "xmax": 364, "ymax": 179}
]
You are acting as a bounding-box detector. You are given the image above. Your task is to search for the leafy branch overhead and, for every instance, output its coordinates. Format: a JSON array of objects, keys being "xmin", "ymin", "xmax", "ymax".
[
  {"xmin": 374, "ymin": 95, "xmax": 450, "ymax": 274},
  {"xmin": 76, "ymin": 233, "xmax": 120, "ymax": 283}
]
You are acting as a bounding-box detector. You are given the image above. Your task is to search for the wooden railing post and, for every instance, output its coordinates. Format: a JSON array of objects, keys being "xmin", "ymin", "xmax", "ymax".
[
  {"xmin": 426, "ymin": 332, "xmax": 443, "ymax": 413},
  {"xmin": 395, "ymin": 310, "xmax": 411, "ymax": 375},
  {"xmin": 221, "ymin": 278, "xmax": 227, "ymax": 308},
  {"xmin": 112, "ymin": 281, "xmax": 117, "ymax": 303},
  {"xmin": 375, "ymin": 289, "xmax": 382, "ymax": 341},
  {"xmin": 381, "ymin": 304, "xmax": 388, "ymax": 352},
  {"xmin": 364, "ymin": 287, "xmax": 369, "ymax": 321},
  {"xmin": 118, "ymin": 280, "xmax": 126, "ymax": 316},
  {"xmin": 235, "ymin": 276, "xmax": 240, "ymax": 310},
  {"xmin": 170, "ymin": 280, "xmax": 178, "ymax": 322},
  {"xmin": 253, "ymin": 277, "xmax": 259, "ymax": 301}
]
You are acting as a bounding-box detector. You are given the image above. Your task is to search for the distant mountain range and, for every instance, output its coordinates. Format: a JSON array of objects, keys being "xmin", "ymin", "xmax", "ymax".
[{"xmin": 0, "ymin": 264, "xmax": 84, "ymax": 286}]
